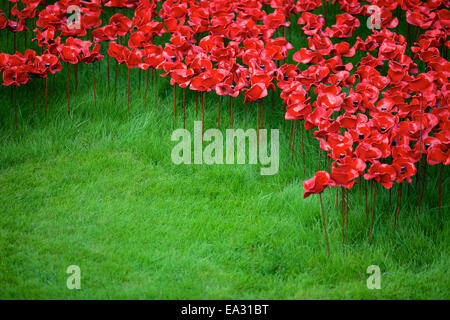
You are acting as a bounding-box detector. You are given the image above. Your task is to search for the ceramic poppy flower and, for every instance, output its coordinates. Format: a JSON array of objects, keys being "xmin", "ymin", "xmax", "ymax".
[
  {"xmin": 338, "ymin": 0, "xmax": 363, "ymax": 14},
  {"xmin": 330, "ymin": 42, "xmax": 356, "ymax": 58},
  {"xmin": 11, "ymin": 2, "xmax": 39, "ymax": 20},
  {"xmin": 307, "ymin": 34, "xmax": 334, "ymax": 55},
  {"xmin": 36, "ymin": 4, "xmax": 65, "ymax": 30},
  {"xmin": 80, "ymin": 44, "xmax": 104, "ymax": 64},
  {"xmin": 107, "ymin": 41, "xmax": 128, "ymax": 64},
  {"xmin": 315, "ymin": 85, "xmax": 344, "ymax": 111},
  {"xmin": 433, "ymin": 9, "xmax": 450, "ymax": 30},
  {"xmin": 261, "ymin": 45, "xmax": 285, "ymax": 61},
  {"xmin": 57, "ymin": 44, "xmax": 80, "ymax": 64},
  {"xmin": 325, "ymin": 13, "xmax": 360, "ymax": 38},
  {"xmin": 392, "ymin": 158, "xmax": 417, "ymax": 183},
  {"xmin": 92, "ymin": 25, "xmax": 118, "ymax": 42},
  {"xmin": 32, "ymin": 26, "xmax": 61, "ymax": 48},
  {"xmin": 330, "ymin": 162, "xmax": 360, "ymax": 189},
  {"xmin": 337, "ymin": 113, "xmax": 359, "ymax": 130},
  {"xmin": 303, "ymin": 171, "xmax": 333, "ymax": 198},
  {"xmin": 387, "ymin": 61, "xmax": 410, "ymax": 83},
  {"xmin": 364, "ymin": 161, "xmax": 397, "ymax": 189},
  {"xmin": 284, "ymin": 87, "xmax": 310, "ymax": 120},
  {"xmin": 426, "ymin": 144, "xmax": 448, "ymax": 165},
  {"xmin": 104, "ymin": 0, "xmax": 136, "ymax": 9},
  {"xmin": 324, "ymin": 132, "xmax": 354, "ymax": 161},
  {"xmin": 355, "ymin": 142, "xmax": 383, "ymax": 163},
  {"xmin": 300, "ymin": 65, "xmax": 330, "ymax": 87},
  {"xmin": 125, "ymin": 48, "xmax": 148, "ymax": 70},
  {"xmin": 315, "ymin": 120, "xmax": 340, "ymax": 139},
  {"xmin": 7, "ymin": 19, "xmax": 27, "ymax": 33},
  {"xmin": 81, "ymin": 10, "xmax": 102, "ymax": 30},
  {"xmin": 189, "ymin": 70, "xmax": 221, "ymax": 92},
  {"xmin": 341, "ymin": 91, "xmax": 361, "ymax": 113},
  {"xmin": 165, "ymin": 62, "xmax": 195, "ymax": 87},
  {"xmin": 215, "ymin": 80, "xmax": 239, "ymax": 97},
  {"xmin": 369, "ymin": 113, "xmax": 397, "ymax": 134},
  {"xmin": 407, "ymin": 73, "xmax": 434, "ymax": 92},
  {"xmin": 276, "ymin": 64, "xmax": 299, "ymax": 89},
  {"xmin": 292, "ymin": 48, "xmax": 324, "ymax": 64},
  {"xmin": 3, "ymin": 66, "xmax": 29, "ymax": 86},
  {"xmin": 304, "ymin": 107, "xmax": 333, "ymax": 130},
  {"xmin": 142, "ymin": 45, "xmax": 164, "ymax": 69},
  {"xmin": 41, "ymin": 53, "xmax": 62, "ymax": 74},
  {"xmin": 244, "ymin": 83, "xmax": 268, "ymax": 103},
  {"xmin": 160, "ymin": 0, "xmax": 188, "ymax": 21},
  {"xmin": 285, "ymin": 102, "xmax": 312, "ymax": 121},
  {"xmin": 0, "ymin": 12, "xmax": 6, "ymax": 30},
  {"xmin": 61, "ymin": 20, "xmax": 87, "ymax": 37},
  {"xmin": 263, "ymin": 11, "xmax": 290, "ymax": 31},
  {"xmin": 294, "ymin": 0, "xmax": 322, "ymax": 13},
  {"xmin": 249, "ymin": 58, "xmax": 277, "ymax": 77},
  {"xmin": 378, "ymin": 38, "xmax": 406, "ymax": 61},
  {"xmin": 406, "ymin": 7, "xmax": 436, "ymax": 29},
  {"xmin": 297, "ymin": 12, "xmax": 325, "ymax": 35},
  {"xmin": 109, "ymin": 13, "xmax": 133, "ymax": 37},
  {"xmin": 188, "ymin": 6, "xmax": 210, "ymax": 34},
  {"xmin": 138, "ymin": 20, "xmax": 166, "ymax": 38}
]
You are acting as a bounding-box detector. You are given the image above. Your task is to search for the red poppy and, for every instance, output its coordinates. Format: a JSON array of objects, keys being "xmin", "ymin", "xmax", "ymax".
[
  {"xmin": 364, "ymin": 161, "xmax": 397, "ymax": 189},
  {"xmin": 11, "ymin": 2, "xmax": 39, "ymax": 20},
  {"xmin": 303, "ymin": 171, "xmax": 333, "ymax": 199},
  {"xmin": 41, "ymin": 54, "xmax": 62, "ymax": 74},
  {"xmin": 304, "ymin": 107, "xmax": 333, "ymax": 130},
  {"xmin": 104, "ymin": 0, "xmax": 136, "ymax": 9},
  {"xmin": 406, "ymin": 8, "xmax": 436, "ymax": 29},
  {"xmin": 330, "ymin": 162, "xmax": 359, "ymax": 189},
  {"xmin": 3, "ymin": 66, "xmax": 29, "ymax": 86},
  {"xmin": 92, "ymin": 25, "xmax": 118, "ymax": 42},
  {"xmin": 297, "ymin": 12, "xmax": 325, "ymax": 35},
  {"xmin": 0, "ymin": 12, "xmax": 6, "ymax": 30},
  {"xmin": 307, "ymin": 34, "xmax": 333, "ymax": 55},
  {"xmin": 244, "ymin": 83, "xmax": 268, "ymax": 103},
  {"xmin": 325, "ymin": 13, "xmax": 360, "ymax": 38},
  {"xmin": 263, "ymin": 11, "xmax": 290, "ymax": 31},
  {"xmin": 294, "ymin": 0, "xmax": 322, "ymax": 13},
  {"xmin": 392, "ymin": 158, "xmax": 417, "ymax": 183},
  {"xmin": 142, "ymin": 45, "xmax": 164, "ymax": 69},
  {"xmin": 7, "ymin": 19, "xmax": 27, "ymax": 33},
  {"xmin": 109, "ymin": 13, "xmax": 133, "ymax": 37},
  {"xmin": 80, "ymin": 44, "xmax": 104, "ymax": 64},
  {"xmin": 355, "ymin": 142, "xmax": 383, "ymax": 163},
  {"xmin": 189, "ymin": 70, "xmax": 221, "ymax": 92},
  {"xmin": 292, "ymin": 48, "xmax": 324, "ymax": 64},
  {"xmin": 57, "ymin": 45, "xmax": 80, "ymax": 64}
]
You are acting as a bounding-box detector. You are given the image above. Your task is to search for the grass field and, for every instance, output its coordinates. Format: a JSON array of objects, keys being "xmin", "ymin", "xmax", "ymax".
[{"xmin": 0, "ymin": 5, "xmax": 449, "ymax": 299}]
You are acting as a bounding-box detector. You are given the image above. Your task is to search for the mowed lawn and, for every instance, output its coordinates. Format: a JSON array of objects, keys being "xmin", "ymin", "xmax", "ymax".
[{"xmin": 0, "ymin": 66, "xmax": 448, "ymax": 299}]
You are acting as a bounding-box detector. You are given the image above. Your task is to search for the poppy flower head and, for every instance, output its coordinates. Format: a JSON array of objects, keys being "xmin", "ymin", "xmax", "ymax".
[
  {"xmin": 244, "ymin": 83, "xmax": 268, "ymax": 103},
  {"xmin": 364, "ymin": 161, "xmax": 397, "ymax": 189},
  {"xmin": 303, "ymin": 171, "xmax": 333, "ymax": 198}
]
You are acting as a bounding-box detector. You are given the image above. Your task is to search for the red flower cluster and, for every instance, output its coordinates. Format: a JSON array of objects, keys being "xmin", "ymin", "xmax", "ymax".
[
  {"xmin": 0, "ymin": 50, "xmax": 61, "ymax": 85},
  {"xmin": 0, "ymin": 1, "xmax": 448, "ymax": 240},
  {"xmin": 276, "ymin": 2, "xmax": 450, "ymax": 199}
]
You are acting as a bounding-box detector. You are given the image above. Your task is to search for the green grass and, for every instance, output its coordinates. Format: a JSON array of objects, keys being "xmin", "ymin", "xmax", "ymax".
[{"xmin": 0, "ymin": 3, "xmax": 449, "ymax": 299}]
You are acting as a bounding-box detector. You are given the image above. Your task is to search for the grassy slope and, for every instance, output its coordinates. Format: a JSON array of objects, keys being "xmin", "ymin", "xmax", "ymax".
[{"xmin": 0, "ymin": 4, "xmax": 449, "ymax": 299}]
